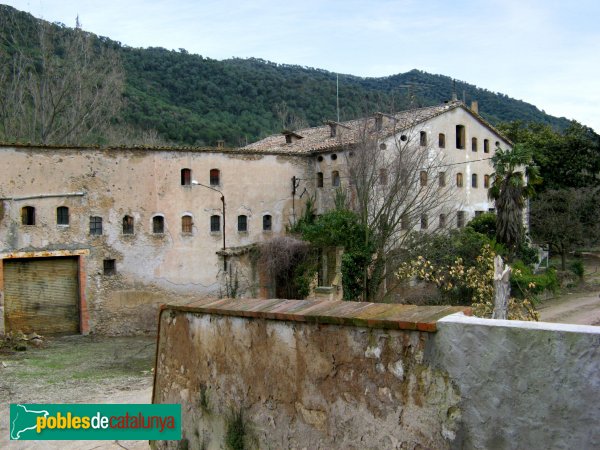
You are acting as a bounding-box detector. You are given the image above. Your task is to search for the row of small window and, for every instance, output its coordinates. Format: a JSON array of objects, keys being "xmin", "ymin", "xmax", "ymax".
[
  {"xmin": 180, "ymin": 168, "xmax": 220, "ymax": 186},
  {"xmin": 91, "ymin": 214, "xmax": 272, "ymax": 235},
  {"xmin": 314, "ymin": 171, "xmax": 491, "ymax": 188},
  {"xmin": 403, "ymin": 211, "xmax": 488, "ymax": 230},
  {"xmin": 19, "ymin": 206, "xmax": 273, "ymax": 234},
  {"xmin": 420, "ymin": 128, "xmax": 498, "ymax": 152}
]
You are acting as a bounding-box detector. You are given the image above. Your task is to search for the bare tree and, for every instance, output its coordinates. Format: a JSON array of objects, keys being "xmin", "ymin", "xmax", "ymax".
[
  {"xmin": 0, "ymin": 12, "xmax": 124, "ymax": 145},
  {"xmin": 273, "ymin": 101, "xmax": 308, "ymax": 132},
  {"xmin": 342, "ymin": 113, "xmax": 456, "ymax": 301}
]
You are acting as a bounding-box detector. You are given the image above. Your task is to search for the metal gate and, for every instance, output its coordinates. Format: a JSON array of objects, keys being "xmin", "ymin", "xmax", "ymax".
[{"xmin": 3, "ymin": 257, "xmax": 80, "ymax": 334}]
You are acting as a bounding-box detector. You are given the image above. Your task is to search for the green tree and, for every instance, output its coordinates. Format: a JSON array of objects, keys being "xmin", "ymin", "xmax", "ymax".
[
  {"xmin": 295, "ymin": 208, "xmax": 373, "ymax": 301},
  {"xmin": 488, "ymin": 144, "xmax": 540, "ymax": 256},
  {"xmin": 530, "ymin": 187, "xmax": 600, "ymax": 270},
  {"xmin": 498, "ymin": 121, "xmax": 600, "ymax": 191}
]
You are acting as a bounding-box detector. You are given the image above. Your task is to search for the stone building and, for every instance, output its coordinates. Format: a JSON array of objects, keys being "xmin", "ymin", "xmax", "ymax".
[{"xmin": 0, "ymin": 100, "xmax": 510, "ymax": 334}]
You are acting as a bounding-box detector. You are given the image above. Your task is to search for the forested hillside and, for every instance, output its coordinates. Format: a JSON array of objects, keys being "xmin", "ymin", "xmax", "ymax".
[{"xmin": 0, "ymin": 4, "xmax": 574, "ymax": 147}]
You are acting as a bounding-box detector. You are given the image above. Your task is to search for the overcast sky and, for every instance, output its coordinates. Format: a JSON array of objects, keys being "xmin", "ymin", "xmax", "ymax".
[{"xmin": 5, "ymin": 0, "xmax": 599, "ymax": 131}]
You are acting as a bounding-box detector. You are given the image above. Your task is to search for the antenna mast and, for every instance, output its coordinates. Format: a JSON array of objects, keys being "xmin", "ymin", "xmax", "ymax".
[{"xmin": 336, "ymin": 74, "xmax": 340, "ymax": 122}]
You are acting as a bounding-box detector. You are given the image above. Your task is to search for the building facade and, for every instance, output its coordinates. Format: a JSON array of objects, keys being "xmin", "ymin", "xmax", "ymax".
[{"xmin": 0, "ymin": 101, "xmax": 510, "ymax": 334}]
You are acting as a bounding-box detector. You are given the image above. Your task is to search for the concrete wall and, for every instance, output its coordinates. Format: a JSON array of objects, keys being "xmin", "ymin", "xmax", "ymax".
[
  {"xmin": 152, "ymin": 299, "xmax": 600, "ymax": 450},
  {"xmin": 431, "ymin": 314, "xmax": 600, "ymax": 449},
  {"xmin": 0, "ymin": 146, "xmax": 308, "ymax": 334}
]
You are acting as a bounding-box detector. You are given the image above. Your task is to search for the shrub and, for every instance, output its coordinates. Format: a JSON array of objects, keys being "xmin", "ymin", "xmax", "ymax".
[
  {"xmin": 570, "ymin": 260, "xmax": 585, "ymax": 278},
  {"xmin": 511, "ymin": 260, "xmax": 559, "ymax": 298}
]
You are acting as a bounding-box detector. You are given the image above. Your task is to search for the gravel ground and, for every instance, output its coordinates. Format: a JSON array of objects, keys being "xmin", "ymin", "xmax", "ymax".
[{"xmin": 0, "ymin": 334, "xmax": 156, "ymax": 449}]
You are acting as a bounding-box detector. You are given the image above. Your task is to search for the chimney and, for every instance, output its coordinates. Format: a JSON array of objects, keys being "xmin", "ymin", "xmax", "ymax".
[
  {"xmin": 328, "ymin": 122, "xmax": 337, "ymax": 138},
  {"xmin": 375, "ymin": 113, "xmax": 383, "ymax": 131},
  {"xmin": 470, "ymin": 101, "xmax": 479, "ymax": 114},
  {"xmin": 451, "ymin": 92, "xmax": 458, "ymax": 102}
]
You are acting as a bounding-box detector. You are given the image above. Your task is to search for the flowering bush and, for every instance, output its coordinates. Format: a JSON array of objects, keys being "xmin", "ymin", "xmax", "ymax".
[{"xmin": 397, "ymin": 244, "xmax": 539, "ymax": 321}]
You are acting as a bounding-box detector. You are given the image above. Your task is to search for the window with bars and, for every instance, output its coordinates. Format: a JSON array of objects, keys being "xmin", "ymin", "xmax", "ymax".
[
  {"xmin": 238, "ymin": 215, "xmax": 247, "ymax": 232},
  {"xmin": 182, "ymin": 215, "xmax": 193, "ymax": 233},
  {"xmin": 90, "ymin": 216, "xmax": 102, "ymax": 235},
  {"xmin": 153, "ymin": 216, "xmax": 164, "ymax": 234},
  {"xmin": 210, "ymin": 215, "xmax": 221, "ymax": 232},
  {"xmin": 56, "ymin": 206, "xmax": 69, "ymax": 225}
]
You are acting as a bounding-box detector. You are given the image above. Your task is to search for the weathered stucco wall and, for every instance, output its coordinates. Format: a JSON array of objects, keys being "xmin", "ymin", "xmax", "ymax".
[
  {"xmin": 152, "ymin": 299, "xmax": 468, "ymax": 449},
  {"xmin": 152, "ymin": 300, "xmax": 600, "ymax": 450},
  {"xmin": 0, "ymin": 146, "xmax": 310, "ymax": 334}
]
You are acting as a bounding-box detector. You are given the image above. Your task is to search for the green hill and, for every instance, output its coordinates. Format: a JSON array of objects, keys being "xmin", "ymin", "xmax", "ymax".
[{"xmin": 0, "ymin": 4, "xmax": 574, "ymax": 147}]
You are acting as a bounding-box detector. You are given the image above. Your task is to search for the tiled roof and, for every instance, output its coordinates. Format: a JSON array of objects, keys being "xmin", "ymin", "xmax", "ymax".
[
  {"xmin": 243, "ymin": 102, "xmax": 462, "ymax": 154},
  {"xmin": 243, "ymin": 101, "xmax": 512, "ymax": 154},
  {"xmin": 161, "ymin": 298, "xmax": 471, "ymax": 332}
]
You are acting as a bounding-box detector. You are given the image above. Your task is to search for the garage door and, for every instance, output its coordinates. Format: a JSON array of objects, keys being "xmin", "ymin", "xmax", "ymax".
[{"xmin": 3, "ymin": 257, "xmax": 80, "ymax": 334}]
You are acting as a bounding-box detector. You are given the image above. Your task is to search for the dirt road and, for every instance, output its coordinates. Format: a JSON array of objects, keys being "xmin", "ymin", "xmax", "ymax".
[
  {"xmin": 0, "ymin": 335, "xmax": 155, "ymax": 450},
  {"xmin": 538, "ymin": 290, "xmax": 600, "ymax": 326}
]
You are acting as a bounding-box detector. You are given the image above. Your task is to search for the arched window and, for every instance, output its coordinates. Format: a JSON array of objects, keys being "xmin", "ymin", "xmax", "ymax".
[
  {"xmin": 456, "ymin": 125, "xmax": 465, "ymax": 149},
  {"xmin": 472, "ymin": 137, "xmax": 478, "ymax": 152},
  {"xmin": 21, "ymin": 206, "xmax": 35, "ymax": 225},
  {"xmin": 210, "ymin": 169, "xmax": 220, "ymax": 186},
  {"xmin": 238, "ymin": 215, "xmax": 247, "ymax": 232},
  {"xmin": 210, "ymin": 215, "xmax": 221, "ymax": 232},
  {"xmin": 332, "ymin": 171, "xmax": 340, "ymax": 187},
  {"xmin": 484, "ymin": 139, "xmax": 490, "ymax": 153},
  {"xmin": 263, "ymin": 214, "xmax": 272, "ymax": 231},
  {"xmin": 57, "ymin": 206, "xmax": 69, "ymax": 225},
  {"xmin": 420, "ymin": 171, "xmax": 428, "ymax": 186},
  {"xmin": 420, "ymin": 214, "xmax": 428, "ymax": 230},
  {"xmin": 439, "ymin": 172, "xmax": 446, "ymax": 187},
  {"xmin": 484, "ymin": 174, "xmax": 490, "ymax": 188},
  {"xmin": 420, "ymin": 131, "xmax": 427, "ymax": 146},
  {"xmin": 472, "ymin": 173, "xmax": 478, "ymax": 188},
  {"xmin": 456, "ymin": 173, "xmax": 464, "ymax": 187},
  {"xmin": 153, "ymin": 216, "xmax": 164, "ymax": 234},
  {"xmin": 182, "ymin": 215, "xmax": 193, "ymax": 233},
  {"xmin": 181, "ymin": 168, "xmax": 191, "ymax": 186},
  {"xmin": 122, "ymin": 215, "xmax": 134, "ymax": 235},
  {"xmin": 439, "ymin": 133, "xmax": 446, "ymax": 148},
  {"xmin": 317, "ymin": 172, "xmax": 324, "ymax": 188}
]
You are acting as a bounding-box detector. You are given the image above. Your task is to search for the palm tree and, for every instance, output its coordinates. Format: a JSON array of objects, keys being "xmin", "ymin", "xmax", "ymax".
[{"xmin": 488, "ymin": 144, "xmax": 541, "ymax": 256}]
